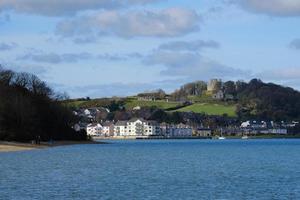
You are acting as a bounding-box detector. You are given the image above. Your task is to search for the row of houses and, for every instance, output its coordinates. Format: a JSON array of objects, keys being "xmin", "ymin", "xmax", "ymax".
[
  {"xmin": 73, "ymin": 107, "xmax": 110, "ymax": 122},
  {"xmin": 74, "ymin": 118, "xmax": 298, "ymax": 138},
  {"xmin": 76, "ymin": 118, "xmax": 196, "ymax": 138},
  {"xmin": 239, "ymin": 120, "xmax": 300, "ymax": 135}
]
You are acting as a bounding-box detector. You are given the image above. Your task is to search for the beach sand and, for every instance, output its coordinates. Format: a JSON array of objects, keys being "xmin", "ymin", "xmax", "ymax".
[{"xmin": 0, "ymin": 140, "xmax": 102, "ymax": 153}]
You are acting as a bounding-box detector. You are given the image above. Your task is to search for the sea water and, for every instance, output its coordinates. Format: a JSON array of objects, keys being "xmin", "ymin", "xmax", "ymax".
[{"xmin": 1, "ymin": 139, "xmax": 300, "ymax": 200}]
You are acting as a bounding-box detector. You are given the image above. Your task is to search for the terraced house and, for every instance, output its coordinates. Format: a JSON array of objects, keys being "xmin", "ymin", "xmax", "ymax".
[{"xmin": 114, "ymin": 118, "xmax": 161, "ymax": 137}]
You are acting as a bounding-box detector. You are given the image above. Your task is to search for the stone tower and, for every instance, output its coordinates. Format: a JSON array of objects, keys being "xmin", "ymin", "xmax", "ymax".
[{"xmin": 207, "ymin": 79, "xmax": 222, "ymax": 92}]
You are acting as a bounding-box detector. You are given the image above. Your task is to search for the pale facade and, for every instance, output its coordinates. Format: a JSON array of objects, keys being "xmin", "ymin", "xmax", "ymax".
[
  {"xmin": 101, "ymin": 122, "xmax": 114, "ymax": 137},
  {"xmin": 114, "ymin": 118, "xmax": 160, "ymax": 136},
  {"xmin": 160, "ymin": 123, "xmax": 193, "ymax": 137},
  {"xmin": 207, "ymin": 79, "xmax": 222, "ymax": 92},
  {"xmin": 86, "ymin": 123, "xmax": 103, "ymax": 136}
]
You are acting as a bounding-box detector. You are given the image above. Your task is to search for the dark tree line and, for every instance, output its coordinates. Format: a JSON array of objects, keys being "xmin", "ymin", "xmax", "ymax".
[
  {"xmin": 0, "ymin": 67, "xmax": 86, "ymax": 142},
  {"xmin": 168, "ymin": 78, "xmax": 300, "ymax": 121},
  {"xmin": 171, "ymin": 81, "xmax": 207, "ymax": 101},
  {"xmin": 236, "ymin": 79, "xmax": 300, "ymax": 121}
]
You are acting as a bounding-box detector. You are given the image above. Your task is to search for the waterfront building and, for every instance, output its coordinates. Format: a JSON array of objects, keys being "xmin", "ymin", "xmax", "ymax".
[
  {"xmin": 160, "ymin": 123, "xmax": 193, "ymax": 137},
  {"xmin": 86, "ymin": 123, "xmax": 103, "ymax": 136},
  {"xmin": 114, "ymin": 121, "xmax": 128, "ymax": 136},
  {"xmin": 195, "ymin": 128, "xmax": 212, "ymax": 137},
  {"xmin": 101, "ymin": 121, "xmax": 114, "ymax": 137},
  {"xmin": 113, "ymin": 118, "xmax": 160, "ymax": 137}
]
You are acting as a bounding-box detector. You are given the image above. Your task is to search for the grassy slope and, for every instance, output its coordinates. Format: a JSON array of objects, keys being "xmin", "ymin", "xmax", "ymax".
[
  {"xmin": 64, "ymin": 100, "xmax": 87, "ymax": 108},
  {"xmin": 64, "ymin": 96, "xmax": 237, "ymax": 117},
  {"xmin": 124, "ymin": 99, "xmax": 181, "ymax": 110},
  {"xmin": 174, "ymin": 103, "xmax": 237, "ymax": 117}
]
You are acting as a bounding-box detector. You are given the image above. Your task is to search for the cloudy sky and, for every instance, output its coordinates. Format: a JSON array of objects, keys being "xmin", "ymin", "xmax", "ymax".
[{"xmin": 1, "ymin": 0, "xmax": 300, "ymax": 97}]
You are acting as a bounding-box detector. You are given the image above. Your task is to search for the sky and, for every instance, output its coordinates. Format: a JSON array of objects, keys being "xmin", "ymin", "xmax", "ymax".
[{"xmin": 0, "ymin": 0, "xmax": 300, "ymax": 98}]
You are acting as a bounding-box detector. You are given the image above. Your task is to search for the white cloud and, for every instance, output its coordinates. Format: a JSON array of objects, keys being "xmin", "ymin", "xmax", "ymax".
[
  {"xmin": 58, "ymin": 79, "xmax": 184, "ymax": 98},
  {"xmin": 0, "ymin": 0, "xmax": 162, "ymax": 16},
  {"xmin": 55, "ymin": 8, "xmax": 201, "ymax": 38},
  {"xmin": 17, "ymin": 52, "xmax": 92, "ymax": 64},
  {"xmin": 234, "ymin": 0, "xmax": 300, "ymax": 16},
  {"xmin": 144, "ymin": 50, "xmax": 248, "ymax": 80},
  {"xmin": 258, "ymin": 67, "xmax": 300, "ymax": 80},
  {"xmin": 0, "ymin": 42, "xmax": 17, "ymax": 51},
  {"xmin": 158, "ymin": 40, "xmax": 220, "ymax": 52},
  {"xmin": 256, "ymin": 67, "xmax": 300, "ymax": 90},
  {"xmin": 0, "ymin": 62, "xmax": 49, "ymax": 77}
]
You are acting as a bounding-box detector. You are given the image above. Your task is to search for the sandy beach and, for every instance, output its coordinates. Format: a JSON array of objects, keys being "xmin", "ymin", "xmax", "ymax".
[{"xmin": 0, "ymin": 141, "xmax": 102, "ymax": 153}]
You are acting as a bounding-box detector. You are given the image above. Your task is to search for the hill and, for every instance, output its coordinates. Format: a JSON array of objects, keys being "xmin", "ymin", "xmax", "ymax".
[{"xmin": 65, "ymin": 79, "xmax": 300, "ymax": 121}]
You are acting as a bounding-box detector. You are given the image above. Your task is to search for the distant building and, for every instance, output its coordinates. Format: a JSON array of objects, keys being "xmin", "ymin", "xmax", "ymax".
[
  {"xmin": 207, "ymin": 79, "xmax": 222, "ymax": 92},
  {"xmin": 195, "ymin": 128, "xmax": 212, "ymax": 137},
  {"xmin": 224, "ymin": 94, "xmax": 235, "ymax": 101},
  {"xmin": 73, "ymin": 122, "xmax": 88, "ymax": 132},
  {"xmin": 114, "ymin": 118, "xmax": 161, "ymax": 137},
  {"xmin": 102, "ymin": 121, "xmax": 114, "ymax": 137},
  {"xmin": 114, "ymin": 121, "xmax": 128, "ymax": 136},
  {"xmin": 240, "ymin": 120, "xmax": 288, "ymax": 135},
  {"xmin": 212, "ymin": 90, "xmax": 224, "ymax": 100},
  {"xmin": 137, "ymin": 90, "xmax": 166, "ymax": 101},
  {"xmin": 133, "ymin": 106, "xmax": 141, "ymax": 110},
  {"xmin": 86, "ymin": 123, "xmax": 103, "ymax": 136},
  {"xmin": 268, "ymin": 129, "xmax": 287, "ymax": 135},
  {"xmin": 160, "ymin": 123, "xmax": 193, "ymax": 137}
]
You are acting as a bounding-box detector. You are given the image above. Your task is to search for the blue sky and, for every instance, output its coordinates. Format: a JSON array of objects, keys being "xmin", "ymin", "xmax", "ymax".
[{"xmin": 1, "ymin": 0, "xmax": 300, "ymax": 97}]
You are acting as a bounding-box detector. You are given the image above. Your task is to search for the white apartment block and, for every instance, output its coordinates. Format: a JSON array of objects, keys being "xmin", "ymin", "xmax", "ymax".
[
  {"xmin": 114, "ymin": 118, "xmax": 160, "ymax": 137},
  {"xmin": 86, "ymin": 123, "xmax": 103, "ymax": 136},
  {"xmin": 101, "ymin": 121, "xmax": 114, "ymax": 137}
]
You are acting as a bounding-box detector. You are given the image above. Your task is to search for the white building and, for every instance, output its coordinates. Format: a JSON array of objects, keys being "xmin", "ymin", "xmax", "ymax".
[
  {"xmin": 114, "ymin": 118, "xmax": 160, "ymax": 137},
  {"xmin": 114, "ymin": 121, "xmax": 128, "ymax": 136},
  {"xmin": 86, "ymin": 123, "xmax": 103, "ymax": 136},
  {"xmin": 101, "ymin": 121, "xmax": 114, "ymax": 137},
  {"xmin": 84, "ymin": 109, "xmax": 91, "ymax": 115}
]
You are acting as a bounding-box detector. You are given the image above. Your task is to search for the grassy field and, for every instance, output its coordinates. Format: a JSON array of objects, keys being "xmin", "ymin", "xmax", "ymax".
[
  {"xmin": 64, "ymin": 100, "xmax": 87, "ymax": 108},
  {"xmin": 174, "ymin": 103, "xmax": 237, "ymax": 117},
  {"xmin": 124, "ymin": 99, "xmax": 181, "ymax": 110},
  {"xmin": 64, "ymin": 97, "xmax": 238, "ymax": 117}
]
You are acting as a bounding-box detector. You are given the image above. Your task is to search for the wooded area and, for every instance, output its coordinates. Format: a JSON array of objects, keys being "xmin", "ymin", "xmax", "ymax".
[{"xmin": 0, "ymin": 67, "xmax": 86, "ymax": 142}]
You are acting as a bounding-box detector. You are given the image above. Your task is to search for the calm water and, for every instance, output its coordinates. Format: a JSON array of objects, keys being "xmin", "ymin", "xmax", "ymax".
[{"xmin": 1, "ymin": 139, "xmax": 300, "ymax": 200}]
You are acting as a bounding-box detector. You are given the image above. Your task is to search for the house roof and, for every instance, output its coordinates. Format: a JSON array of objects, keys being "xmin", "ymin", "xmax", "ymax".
[
  {"xmin": 147, "ymin": 120, "xmax": 159, "ymax": 126},
  {"xmin": 128, "ymin": 118, "xmax": 146, "ymax": 122},
  {"xmin": 102, "ymin": 121, "xmax": 114, "ymax": 126},
  {"xmin": 115, "ymin": 121, "xmax": 128, "ymax": 126}
]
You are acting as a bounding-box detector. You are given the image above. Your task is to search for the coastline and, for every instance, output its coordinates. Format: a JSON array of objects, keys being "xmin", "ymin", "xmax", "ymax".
[
  {"xmin": 0, "ymin": 140, "xmax": 102, "ymax": 153},
  {"xmin": 93, "ymin": 134, "xmax": 300, "ymax": 140}
]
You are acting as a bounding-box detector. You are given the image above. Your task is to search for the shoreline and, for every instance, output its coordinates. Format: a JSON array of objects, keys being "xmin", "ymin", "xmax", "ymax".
[
  {"xmin": 0, "ymin": 140, "xmax": 102, "ymax": 153},
  {"xmin": 93, "ymin": 135, "xmax": 300, "ymax": 140}
]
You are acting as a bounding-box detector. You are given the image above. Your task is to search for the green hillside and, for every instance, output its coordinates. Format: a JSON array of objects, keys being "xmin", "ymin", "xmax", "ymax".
[
  {"xmin": 64, "ymin": 97, "xmax": 237, "ymax": 117},
  {"xmin": 124, "ymin": 99, "xmax": 181, "ymax": 110},
  {"xmin": 174, "ymin": 103, "xmax": 237, "ymax": 117}
]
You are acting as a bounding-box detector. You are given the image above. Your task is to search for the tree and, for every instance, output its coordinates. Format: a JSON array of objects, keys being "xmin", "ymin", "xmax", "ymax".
[
  {"xmin": 0, "ymin": 67, "xmax": 86, "ymax": 142},
  {"xmin": 223, "ymin": 81, "xmax": 236, "ymax": 95}
]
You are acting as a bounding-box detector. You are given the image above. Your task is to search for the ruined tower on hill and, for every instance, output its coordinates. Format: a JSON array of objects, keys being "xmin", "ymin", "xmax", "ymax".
[{"xmin": 207, "ymin": 79, "xmax": 222, "ymax": 92}]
